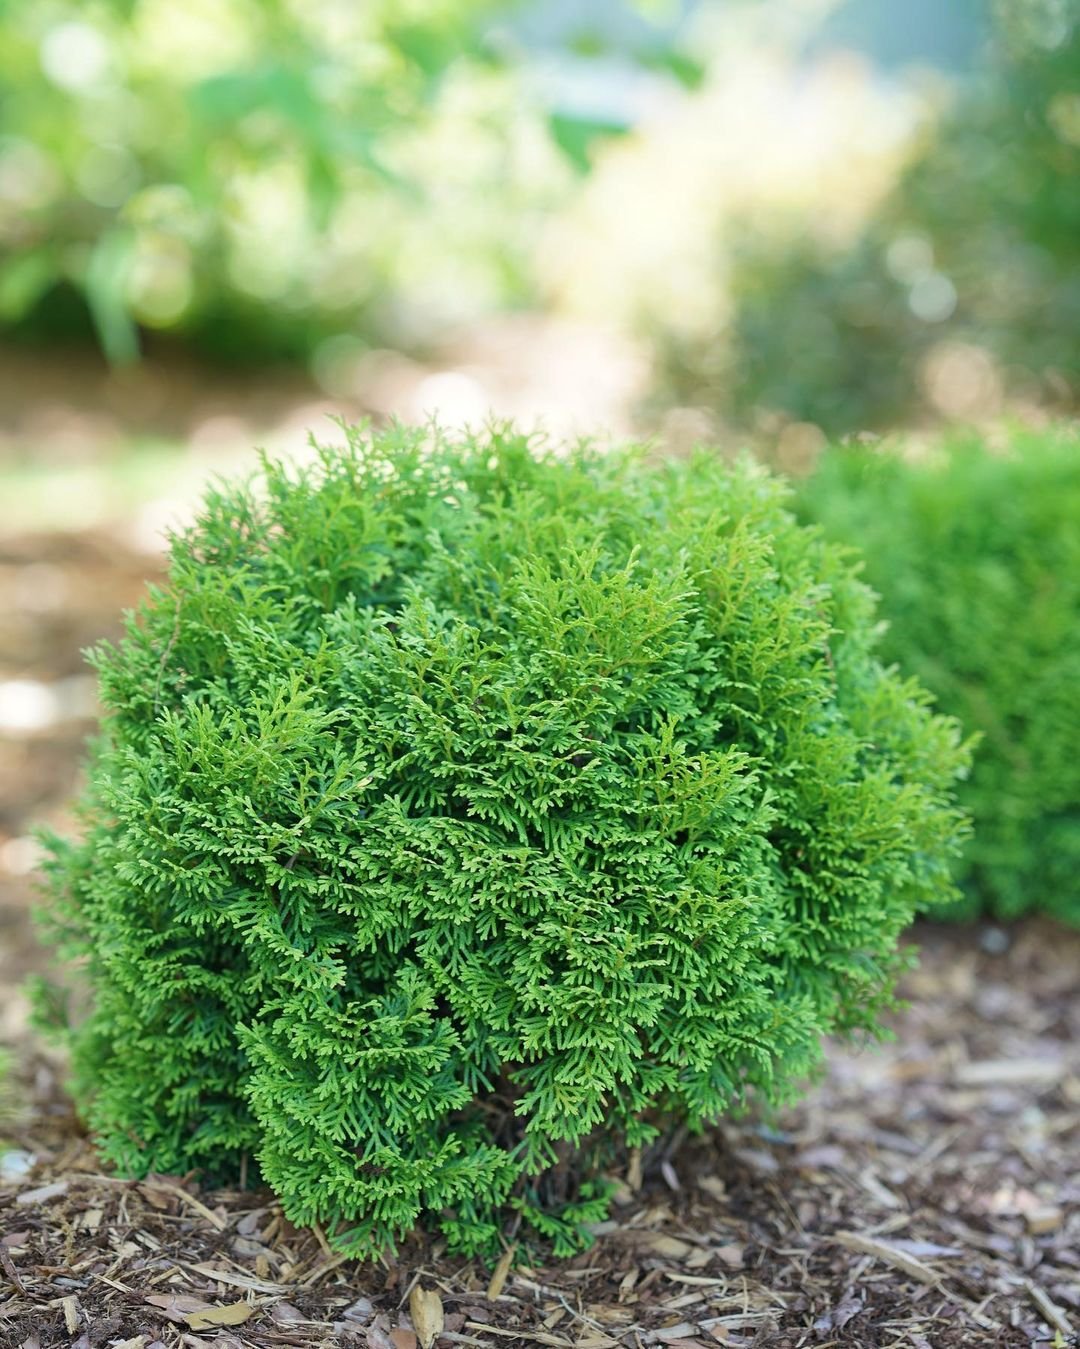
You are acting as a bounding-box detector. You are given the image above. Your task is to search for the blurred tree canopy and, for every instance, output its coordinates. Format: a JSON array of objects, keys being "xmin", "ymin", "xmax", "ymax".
[
  {"xmin": 662, "ymin": 0, "xmax": 1080, "ymax": 435},
  {"xmin": 0, "ymin": 0, "xmax": 694, "ymax": 366}
]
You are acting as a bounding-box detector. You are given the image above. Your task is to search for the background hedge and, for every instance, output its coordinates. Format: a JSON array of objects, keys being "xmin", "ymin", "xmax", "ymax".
[{"xmin": 798, "ymin": 430, "xmax": 1080, "ymax": 923}]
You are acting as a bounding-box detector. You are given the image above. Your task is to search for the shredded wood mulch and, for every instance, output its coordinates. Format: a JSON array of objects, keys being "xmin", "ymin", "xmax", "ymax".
[{"xmin": 2, "ymin": 920, "xmax": 1078, "ymax": 1349}]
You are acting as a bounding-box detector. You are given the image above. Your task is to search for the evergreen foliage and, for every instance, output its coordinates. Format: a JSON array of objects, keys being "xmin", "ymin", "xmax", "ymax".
[
  {"xmin": 40, "ymin": 423, "xmax": 968, "ymax": 1258},
  {"xmin": 798, "ymin": 430, "xmax": 1080, "ymax": 923}
]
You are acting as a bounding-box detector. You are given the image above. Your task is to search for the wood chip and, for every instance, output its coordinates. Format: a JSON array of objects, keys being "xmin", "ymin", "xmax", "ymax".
[
  {"xmin": 684, "ymin": 1247, "xmax": 714, "ymax": 1270},
  {"xmin": 298, "ymin": 1251, "xmax": 350, "ymax": 1285},
  {"xmin": 639, "ymin": 1234, "xmax": 694, "ymax": 1260},
  {"xmin": 410, "ymin": 1285, "xmax": 445, "ymax": 1349},
  {"xmin": 187, "ymin": 1261, "xmax": 284, "ymax": 1293},
  {"xmin": 1023, "ymin": 1204, "xmax": 1063, "ymax": 1234},
  {"xmin": 270, "ymin": 1302, "xmax": 308, "ymax": 1323},
  {"xmin": 832, "ymin": 1232, "xmax": 942, "ymax": 1286},
  {"xmin": 665, "ymin": 1291, "xmax": 705, "ymax": 1310},
  {"xmin": 15, "ymin": 1180, "xmax": 69, "ymax": 1205},
  {"xmin": 92, "ymin": 1271, "xmax": 136, "ymax": 1294},
  {"xmin": 887, "ymin": 1239, "xmax": 964, "ymax": 1258},
  {"xmin": 1, "ymin": 1243, "xmax": 26, "ymax": 1294},
  {"xmin": 1025, "ymin": 1280, "xmax": 1074, "ymax": 1337},
  {"xmin": 236, "ymin": 1207, "xmax": 268, "ymax": 1236},
  {"xmin": 627, "ymin": 1147, "xmax": 643, "ymax": 1192},
  {"xmin": 486, "ymin": 1245, "xmax": 516, "ymax": 1301},
  {"xmin": 61, "ymin": 1296, "xmax": 79, "ymax": 1334},
  {"xmin": 184, "ymin": 1300, "xmax": 254, "ymax": 1330},
  {"xmin": 140, "ymin": 1179, "xmax": 227, "ymax": 1231},
  {"xmin": 465, "ymin": 1322, "xmax": 572, "ymax": 1347},
  {"xmin": 653, "ymin": 1322, "xmax": 700, "ymax": 1340},
  {"xmin": 954, "ymin": 1058, "xmax": 1062, "ymax": 1086},
  {"xmin": 661, "ymin": 1160, "xmax": 681, "ymax": 1191},
  {"xmin": 145, "ymin": 1292, "xmax": 214, "ymax": 1323},
  {"xmin": 856, "ymin": 1167, "xmax": 903, "ymax": 1209}
]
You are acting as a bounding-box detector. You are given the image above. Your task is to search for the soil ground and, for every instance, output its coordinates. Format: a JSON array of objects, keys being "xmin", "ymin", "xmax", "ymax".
[{"xmin": 1, "ymin": 520, "xmax": 1077, "ymax": 1349}]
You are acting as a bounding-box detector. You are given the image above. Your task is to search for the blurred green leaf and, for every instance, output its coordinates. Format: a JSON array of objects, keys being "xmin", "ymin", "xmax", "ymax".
[
  {"xmin": 84, "ymin": 227, "xmax": 139, "ymax": 364},
  {"xmin": 642, "ymin": 49, "xmax": 705, "ymax": 89},
  {"xmin": 306, "ymin": 150, "xmax": 339, "ymax": 231},
  {"xmin": 0, "ymin": 250, "xmax": 53, "ymax": 320},
  {"xmin": 549, "ymin": 112, "xmax": 630, "ymax": 173},
  {"xmin": 389, "ymin": 21, "xmax": 461, "ymax": 80},
  {"xmin": 189, "ymin": 64, "xmax": 315, "ymax": 133}
]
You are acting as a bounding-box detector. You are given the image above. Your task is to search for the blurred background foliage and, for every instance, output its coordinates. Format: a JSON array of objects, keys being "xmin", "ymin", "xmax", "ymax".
[
  {"xmin": 659, "ymin": 0, "xmax": 1080, "ymax": 437},
  {"xmin": 796, "ymin": 428, "xmax": 1080, "ymax": 926},
  {"xmin": 0, "ymin": 0, "xmax": 702, "ymax": 368},
  {"xmin": 0, "ymin": 0, "xmax": 1077, "ymax": 446}
]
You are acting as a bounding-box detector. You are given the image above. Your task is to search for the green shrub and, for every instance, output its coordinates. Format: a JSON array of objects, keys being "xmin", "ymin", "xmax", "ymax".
[
  {"xmin": 797, "ymin": 430, "xmax": 1080, "ymax": 923},
  {"xmin": 40, "ymin": 423, "xmax": 968, "ymax": 1258}
]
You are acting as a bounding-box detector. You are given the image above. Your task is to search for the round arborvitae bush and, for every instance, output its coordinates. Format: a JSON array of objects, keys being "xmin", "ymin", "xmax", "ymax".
[
  {"xmin": 40, "ymin": 424, "xmax": 969, "ymax": 1258},
  {"xmin": 797, "ymin": 431, "xmax": 1080, "ymax": 925}
]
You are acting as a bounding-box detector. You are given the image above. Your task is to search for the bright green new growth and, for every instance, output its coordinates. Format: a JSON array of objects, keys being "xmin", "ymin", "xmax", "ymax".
[
  {"xmin": 797, "ymin": 431, "xmax": 1080, "ymax": 924},
  {"xmin": 41, "ymin": 424, "xmax": 968, "ymax": 1258}
]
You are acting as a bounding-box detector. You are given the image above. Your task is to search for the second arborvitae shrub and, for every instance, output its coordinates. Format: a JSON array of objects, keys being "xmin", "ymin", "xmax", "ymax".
[
  {"xmin": 798, "ymin": 430, "xmax": 1080, "ymax": 924},
  {"xmin": 40, "ymin": 423, "xmax": 968, "ymax": 1258}
]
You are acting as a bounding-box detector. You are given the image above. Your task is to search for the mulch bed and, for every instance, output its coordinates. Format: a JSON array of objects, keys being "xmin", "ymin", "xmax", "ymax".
[{"xmin": 2, "ymin": 921, "xmax": 1078, "ymax": 1349}]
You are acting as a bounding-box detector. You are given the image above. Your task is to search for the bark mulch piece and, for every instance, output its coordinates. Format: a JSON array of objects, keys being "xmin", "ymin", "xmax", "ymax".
[{"xmin": 2, "ymin": 920, "xmax": 1078, "ymax": 1349}]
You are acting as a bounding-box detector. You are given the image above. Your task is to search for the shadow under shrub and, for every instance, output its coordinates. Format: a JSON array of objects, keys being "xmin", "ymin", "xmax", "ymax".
[
  {"xmin": 797, "ymin": 429, "xmax": 1080, "ymax": 924},
  {"xmin": 39, "ymin": 424, "xmax": 968, "ymax": 1258}
]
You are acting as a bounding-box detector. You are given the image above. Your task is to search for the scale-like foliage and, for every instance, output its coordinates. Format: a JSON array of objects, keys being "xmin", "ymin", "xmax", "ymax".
[
  {"xmin": 798, "ymin": 431, "xmax": 1080, "ymax": 924},
  {"xmin": 40, "ymin": 423, "xmax": 968, "ymax": 1257}
]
